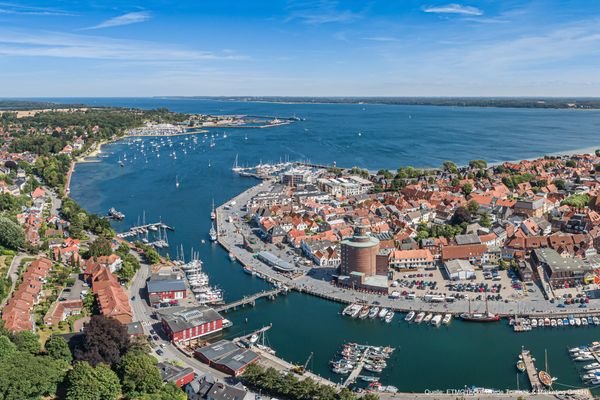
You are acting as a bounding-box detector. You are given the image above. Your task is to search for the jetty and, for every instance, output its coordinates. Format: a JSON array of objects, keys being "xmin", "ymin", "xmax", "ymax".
[
  {"xmin": 343, "ymin": 360, "xmax": 365, "ymax": 387},
  {"xmin": 214, "ymin": 288, "xmax": 285, "ymax": 313},
  {"xmin": 117, "ymin": 222, "xmax": 174, "ymax": 238},
  {"xmin": 521, "ymin": 349, "xmax": 543, "ymax": 392}
]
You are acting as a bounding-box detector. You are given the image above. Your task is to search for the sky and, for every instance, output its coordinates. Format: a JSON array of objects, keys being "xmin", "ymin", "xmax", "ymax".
[{"xmin": 1, "ymin": 0, "xmax": 600, "ymax": 97}]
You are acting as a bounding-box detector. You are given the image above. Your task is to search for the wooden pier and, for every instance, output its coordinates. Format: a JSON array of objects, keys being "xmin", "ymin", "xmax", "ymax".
[
  {"xmin": 343, "ymin": 360, "xmax": 365, "ymax": 387},
  {"xmin": 117, "ymin": 222, "xmax": 174, "ymax": 238},
  {"xmin": 521, "ymin": 349, "xmax": 542, "ymax": 392},
  {"xmin": 214, "ymin": 288, "xmax": 285, "ymax": 312}
]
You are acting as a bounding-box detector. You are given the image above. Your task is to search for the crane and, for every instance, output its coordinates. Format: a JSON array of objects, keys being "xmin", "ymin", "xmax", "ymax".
[{"xmin": 291, "ymin": 352, "xmax": 313, "ymax": 375}]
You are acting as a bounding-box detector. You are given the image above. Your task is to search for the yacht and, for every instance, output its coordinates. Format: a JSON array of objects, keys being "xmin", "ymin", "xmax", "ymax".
[
  {"xmin": 358, "ymin": 306, "xmax": 370, "ymax": 319},
  {"xmin": 405, "ymin": 311, "xmax": 416, "ymax": 322},
  {"xmin": 209, "ymin": 222, "xmax": 218, "ymax": 241},
  {"xmin": 584, "ymin": 362, "xmax": 600, "ymax": 370},
  {"xmin": 442, "ymin": 314, "xmax": 452, "ymax": 325},
  {"xmin": 384, "ymin": 311, "xmax": 395, "ymax": 323},
  {"xmin": 431, "ymin": 314, "xmax": 442, "ymax": 327},
  {"xmin": 378, "ymin": 308, "xmax": 389, "ymax": 318},
  {"xmin": 368, "ymin": 307, "xmax": 380, "ymax": 319},
  {"xmin": 210, "ymin": 199, "xmax": 216, "ymax": 220}
]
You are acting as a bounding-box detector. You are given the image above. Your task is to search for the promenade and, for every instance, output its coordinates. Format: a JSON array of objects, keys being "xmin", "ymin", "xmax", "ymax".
[{"xmin": 216, "ymin": 181, "xmax": 600, "ymax": 319}]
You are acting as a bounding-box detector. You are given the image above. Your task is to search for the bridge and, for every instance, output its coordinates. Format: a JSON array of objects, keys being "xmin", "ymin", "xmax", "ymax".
[{"xmin": 214, "ymin": 288, "xmax": 285, "ymax": 313}]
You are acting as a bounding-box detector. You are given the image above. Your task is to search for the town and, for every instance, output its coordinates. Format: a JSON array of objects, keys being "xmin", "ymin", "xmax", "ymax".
[
  {"xmin": 0, "ymin": 102, "xmax": 598, "ymax": 400},
  {"xmin": 221, "ymin": 152, "xmax": 600, "ymax": 325}
]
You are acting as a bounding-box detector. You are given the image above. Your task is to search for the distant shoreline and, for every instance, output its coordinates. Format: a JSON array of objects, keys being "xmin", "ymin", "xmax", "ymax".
[{"xmin": 158, "ymin": 96, "xmax": 600, "ymax": 110}]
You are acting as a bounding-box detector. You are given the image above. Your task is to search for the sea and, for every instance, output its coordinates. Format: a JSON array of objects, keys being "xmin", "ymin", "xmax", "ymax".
[{"xmin": 60, "ymin": 97, "xmax": 600, "ymax": 393}]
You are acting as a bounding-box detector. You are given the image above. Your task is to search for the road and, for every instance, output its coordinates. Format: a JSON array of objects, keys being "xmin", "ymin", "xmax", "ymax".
[
  {"xmin": 1, "ymin": 253, "xmax": 35, "ymax": 309},
  {"xmin": 127, "ymin": 256, "xmax": 232, "ymax": 383}
]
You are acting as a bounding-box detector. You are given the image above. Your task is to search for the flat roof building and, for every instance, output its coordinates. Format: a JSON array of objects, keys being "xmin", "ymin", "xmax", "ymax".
[
  {"xmin": 194, "ymin": 339, "xmax": 259, "ymax": 376},
  {"xmin": 158, "ymin": 306, "xmax": 224, "ymax": 343}
]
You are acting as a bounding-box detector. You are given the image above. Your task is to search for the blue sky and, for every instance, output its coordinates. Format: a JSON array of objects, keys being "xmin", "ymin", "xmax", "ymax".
[{"xmin": 1, "ymin": 0, "xmax": 599, "ymax": 96}]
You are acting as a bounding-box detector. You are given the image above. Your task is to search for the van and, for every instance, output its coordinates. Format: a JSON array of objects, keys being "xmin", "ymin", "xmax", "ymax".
[{"xmin": 405, "ymin": 293, "xmax": 416, "ymax": 300}]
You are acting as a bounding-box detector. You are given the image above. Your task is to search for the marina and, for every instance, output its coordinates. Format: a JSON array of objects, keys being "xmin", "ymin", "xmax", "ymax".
[{"xmin": 70, "ymin": 97, "xmax": 600, "ymax": 395}]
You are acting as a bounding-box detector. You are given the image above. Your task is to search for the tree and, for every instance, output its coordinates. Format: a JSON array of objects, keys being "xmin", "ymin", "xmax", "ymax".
[
  {"xmin": 596, "ymin": 149, "xmax": 600, "ymax": 157},
  {"xmin": 461, "ymin": 183, "xmax": 473, "ymax": 196},
  {"xmin": 468, "ymin": 159, "xmax": 487, "ymax": 169},
  {"xmin": 450, "ymin": 207, "xmax": 471, "ymax": 225},
  {"xmin": 137, "ymin": 383, "xmax": 187, "ymax": 400},
  {"xmin": 0, "ymin": 335, "xmax": 16, "ymax": 358},
  {"xmin": 442, "ymin": 161, "xmax": 458, "ymax": 173},
  {"xmin": 565, "ymin": 159, "xmax": 577, "ymax": 168},
  {"xmin": 45, "ymin": 335, "xmax": 73, "ymax": 363},
  {"xmin": 118, "ymin": 350, "xmax": 162, "ymax": 398},
  {"xmin": 561, "ymin": 194, "xmax": 590, "ymax": 209},
  {"xmin": 480, "ymin": 212, "xmax": 491, "ymax": 228},
  {"xmin": 66, "ymin": 361, "xmax": 121, "ymax": 400},
  {"xmin": 74, "ymin": 315, "xmax": 130, "ymax": 367},
  {"xmin": 0, "ymin": 351, "xmax": 67, "ymax": 400},
  {"xmin": 89, "ymin": 237, "xmax": 113, "ymax": 258},
  {"xmin": 553, "ymin": 179, "xmax": 566, "ymax": 191},
  {"xmin": 0, "ymin": 217, "xmax": 25, "ymax": 250},
  {"xmin": 11, "ymin": 330, "xmax": 40, "ymax": 354},
  {"xmin": 467, "ymin": 200, "xmax": 479, "ymax": 215}
]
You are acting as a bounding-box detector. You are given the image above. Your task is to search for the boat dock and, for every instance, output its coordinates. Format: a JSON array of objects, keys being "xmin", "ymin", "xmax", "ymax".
[
  {"xmin": 521, "ymin": 349, "xmax": 543, "ymax": 392},
  {"xmin": 343, "ymin": 360, "xmax": 365, "ymax": 387},
  {"xmin": 117, "ymin": 222, "xmax": 174, "ymax": 238},
  {"xmin": 213, "ymin": 288, "xmax": 285, "ymax": 313}
]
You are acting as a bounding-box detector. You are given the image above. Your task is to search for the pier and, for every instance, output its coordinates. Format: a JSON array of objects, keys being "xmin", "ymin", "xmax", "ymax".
[
  {"xmin": 117, "ymin": 222, "xmax": 174, "ymax": 238},
  {"xmin": 343, "ymin": 360, "xmax": 365, "ymax": 387},
  {"xmin": 521, "ymin": 349, "xmax": 543, "ymax": 392},
  {"xmin": 214, "ymin": 288, "xmax": 285, "ymax": 313}
]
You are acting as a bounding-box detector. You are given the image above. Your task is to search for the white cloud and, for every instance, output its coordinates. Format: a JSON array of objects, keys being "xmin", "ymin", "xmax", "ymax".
[
  {"xmin": 285, "ymin": 0, "xmax": 362, "ymax": 24},
  {"xmin": 423, "ymin": 4, "xmax": 483, "ymax": 16},
  {"xmin": 83, "ymin": 11, "xmax": 151, "ymax": 30},
  {"xmin": 363, "ymin": 36, "xmax": 400, "ymax": 42},
  {"xmin": 0, "ymin": 28, "xmax": 247, "ymax": 62},
  {"xmin": 0, "ymin": 2, "xmax": 75, "ymax": 16}
]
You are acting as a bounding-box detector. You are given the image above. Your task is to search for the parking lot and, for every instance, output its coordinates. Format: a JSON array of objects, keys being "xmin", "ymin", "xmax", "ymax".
[{"xmin": 389, "ymin": 265, "xmax": 546, "ymax": 304}]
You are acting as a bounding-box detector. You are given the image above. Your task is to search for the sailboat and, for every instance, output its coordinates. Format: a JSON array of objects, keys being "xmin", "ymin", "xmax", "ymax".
[
  {"xmin": 459, "ymin": 297, "xmax": 499, "ymax": 322},
  {"xmin": 538, "ymin": 349, "xmax": 555, "ymax": 387},
  {"xmin": 210, "ymin": 199, "xmax": 216, "ymax": 220},
  {"xmin": 209, "ymin": 222, "xmax": 217, "ymax": 242},
  {"xmin": 232, "ymin": 154, "xmax": 242, "ymax": 173}
]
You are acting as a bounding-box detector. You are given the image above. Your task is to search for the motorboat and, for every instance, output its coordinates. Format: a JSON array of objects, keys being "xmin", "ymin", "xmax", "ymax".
[
  {"xmin": 442, "ymin": 314, "xmax": 452, "ymax": 325},
  {"xmin": 557, "ymin": 319, "xmax": 563, "ymax": 326},
  {"xmin": 378, "ymin": 308, "xmax": 389, "ymax": 318},
  {"xmin": 384, "ymin": 311, "xmax": 394, "ymax": 323},
  {"xmin": 405, "ymin": 311, "xmax": 416, "ymax": 322},
  {"xmin": 431, "ymin": 314, "xmax": 442, "ymax": 326},
  {"xmin": 415, "ymin": 312, "xmax": 425, "ymax": 324},
  {"xmin": 531, "ymin": 319, "xmax": 538, "ymax": 328},
  {"xmin": 550, "ymin": 319, "xmax": 557, "ymax": 327},
  {"xmin": 359, "ymin": 306, "xmax": 370, "ymax": 319},
  {"xmin": 583, "ymin": 362, "xmax": 600, "ymax": 370},
  {"xmin": 516, "ymin": 360, "xmax": 526, "ymax": 372},
  {"xmin": 423, "ymin": 313, "xmax": 433, "ymax": 323},
  {"xmin": 369, "ymin": 307, "xmax": 380, "ymax": 319}
]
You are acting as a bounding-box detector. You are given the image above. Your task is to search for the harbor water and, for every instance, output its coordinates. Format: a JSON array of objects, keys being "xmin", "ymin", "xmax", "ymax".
[{"xmin": 69, "ymin": 98, "xmax": 600, "ymax": 392}]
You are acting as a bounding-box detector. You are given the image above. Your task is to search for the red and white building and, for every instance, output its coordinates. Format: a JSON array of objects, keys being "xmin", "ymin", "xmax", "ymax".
[
  {"xmin": 146, "ymin": 273, "xmax": 187, "ymax": 307},
  {"xmin": 158, "ymin": 306, "xmax": 224, "ymax": 343}
]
